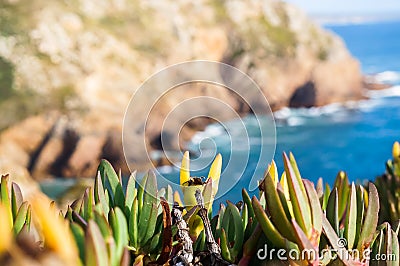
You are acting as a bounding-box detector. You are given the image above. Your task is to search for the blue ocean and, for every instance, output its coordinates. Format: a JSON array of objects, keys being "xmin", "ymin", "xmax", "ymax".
[{"xmin": 179, "ymin": 20, "xmax": 400, "ymax": 205}]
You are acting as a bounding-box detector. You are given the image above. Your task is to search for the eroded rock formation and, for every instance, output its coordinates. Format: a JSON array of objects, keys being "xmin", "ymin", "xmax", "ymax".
[{"xmin": 0, "ymin": 0, "xmax": 363, "ymax": 183}]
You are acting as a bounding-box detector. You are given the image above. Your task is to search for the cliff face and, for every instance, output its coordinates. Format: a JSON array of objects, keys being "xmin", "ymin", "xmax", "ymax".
[{"xmin": 0, "ymin": 0, "xmax": 363, "ymax": 182}]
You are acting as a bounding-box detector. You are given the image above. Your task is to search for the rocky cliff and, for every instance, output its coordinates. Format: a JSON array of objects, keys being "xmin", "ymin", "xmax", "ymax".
[{"xmin": 0, "ymin": 0, "xmax": 363, "ymax": 184}]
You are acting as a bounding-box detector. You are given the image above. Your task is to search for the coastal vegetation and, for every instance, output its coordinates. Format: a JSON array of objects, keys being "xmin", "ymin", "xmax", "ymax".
[{"xmin": 0, "ymin": 142, "xmax": 400, "ymax": 265}]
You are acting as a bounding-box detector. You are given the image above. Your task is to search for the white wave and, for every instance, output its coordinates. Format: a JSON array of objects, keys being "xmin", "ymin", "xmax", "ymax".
[
  {"xmin": 287, "ymin": 117, "xmax": 305, "ymax": 126},
  {"xmin": 351, "ymin": 99, "xmax": 381, "ymax": 113},
  {"xmin": 274, "ymin": 102, "xmax": 346, "ymax": 121},
  {"xmin": 273, "ymin": 107, "xmax": 292, "ymax": 120},
  {"xmin": 157, "ymin": 165, "xmax": 175, "ymax": 174},
  {"xmin": 365, "ymin": 85, "xmax": 400, "ymax": 98},
  {"xmin": 374, "ymin": 71, "xmax": 400, "ymax": 84},
  {"xmin": 189, "ymin": 88, "xmax": 399, "ymax": 136}
]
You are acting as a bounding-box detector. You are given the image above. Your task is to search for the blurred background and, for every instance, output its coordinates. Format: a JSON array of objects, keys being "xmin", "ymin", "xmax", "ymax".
[{"xmin": 0, "ymin": 0, "xmax": 399, "ymax": 204}]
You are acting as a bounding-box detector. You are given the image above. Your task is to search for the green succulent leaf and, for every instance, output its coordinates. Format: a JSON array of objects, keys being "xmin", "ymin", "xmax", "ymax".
[
  {"xmin": 321, "ymin": 215, "xmax": 360, "ymax": 266},
  {"xmin": 241, "ymin": 203, "xmax": 248, "ymax": 230},
  {"xmin": 326, "ymin": 188, "xmax": 339, "ymax": 235},
  {"xmin": 357, "ymin": 183, "xmax": 379, "ymax": 252},
  {"xmin": 11, "ymin": 182, "xmax": 23, "ymax": 219},
  {"xmin": 70, "ymin": 222, "xmax": 85, "ymax": 263},
  {"xmin": 110, "ymin": 207, "xmax": 129, "ymax": 266},
  {"xmin": 94, "ymin": 211, "xmax": 112, "ymax": 238},
  {"xmin": 240, "ymin": 225, "xmax": 262, "ymax": 265},
  {"xmin": 221, "ymin": 202, "xmax": 232, "ymax": 239},
  {"xmin": 86, "ymin": 221, "xmax": 108, "ymax": 266},
  {"xmin": 334, "ymin": 171, "xmax": 350, "ymax": 219},
  {"xmin": 264, "ymin": 173, "xmax": 296, "ymax": 242},
  {"xmin": 227, "ymin": 201, "xmax": 244, "ymax": 258},
  {"xmin": 303, "ymin": 180, "xmax": 323, "ymax": 237},
  {"xmin": 13, "ymin": 201, "xmax": 28, "ymax": 235},
  {"xmin": 291, "ymin": 218, "xmax": 318, "ymax": 263},
  {"xmin": 1, "ymin": 175, "xmax": 13, "ymax": 227},
  {"xmin": 241, "ymin": 190, "xmax": 254, "ymax": 218},
  {"xmin": 94, "ymin": 172, "xmax": 109, "ymax": 216},
  {"xmin": 114, "ymin": 183, "xmax": 125, "ymax": 211},
  {"xmin": 354, "ymin": 185, "xmax": 364, "ymax": 247},
  {"xmin": 371, "ymin": 229, "xmax": 384, "ymax": 258},
  {"xmin": 125, "ymin": 171, "xmax": 137, "ymax": 213},
  {"xmin": 97, "ymin": 159, "xmax": 120, "ymax": 199},
  {"xmin": 137, "ymin": 173, "xmax": 147, "ymax": 215},
  {"xmin": 381, "ymin": 225, "xmax": 400, "ymax": 266},
  {"xmin": 83, "ymin": 187, "xmax": 94, "ymax": 221},
  {"xmin": 252, "ymin": 196, "xmax": 286, "ymax": 248},
  {"xmin": 344, "ymin": 183, "xmax": 357, "ymax": 249},
  {"xmin": 283, "ymin": 153, "xmax": 312, "ymax": 236},
  {"xmin": 322, "ymin": 183, "xmax": 331, "ymax": 211},
  {"xmin": 138, "ymin": 171, "xmax": 158, "ymax": 246},
  {"xmin": 165, "ymin": 185, "xmax": 173, "ymax": 210},
  {"xmin": 389, "ymin": 228, "xmax": 400, "ymax": 266},
  {"xmin": 148, "ymin": 232, "xmax": 161, "ymax": 253},
  {"xmin": 128, "ymin": 196, "xmax": 138, "ymax": 248},
  {"xmin": 220, "ymin": 228, "xmax": 232, "ymax": 262},
  {"xmin": 277, "ymin": 185, "xmax": 293, "ymax": 220},
  {"xmin": 25, "ymin": 205, "xmax": 31, "ymax": 231}
]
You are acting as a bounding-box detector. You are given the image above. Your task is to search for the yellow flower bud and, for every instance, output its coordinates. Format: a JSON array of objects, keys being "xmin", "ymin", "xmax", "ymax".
[
  {"xmin": 393, "ymin": 141, "xmax": 400, "ymax": 162},
  {"xmin": 207, "ymin": 153, "xmax": 222, "ymax": 199},
  {"xmin": 180, "ymin": 151, "xmax": 191, "ymax": 186}
]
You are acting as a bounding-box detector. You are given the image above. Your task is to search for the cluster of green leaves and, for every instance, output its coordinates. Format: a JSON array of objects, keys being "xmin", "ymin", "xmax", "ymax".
[
  {"xmin": 209, "ymin": 152, "xmax": 399, "ymax": 265},
  {"xmin": 249, "ymin": 154, "xmax": 323, "ymax": 264},
  {"xmin": 65, "ymin": 160, "xmax": 175, "ymax": 265},
  {"xmin": 0, "ymin": 174, "xmax": 31, "ymax": 236},
  {"xmin": 2, "ymin": 142, "xmax": 400, "ymax": 265},
  {"xmin": 319, "ymin": 174, "xmax": 381, "ymax": 265}
]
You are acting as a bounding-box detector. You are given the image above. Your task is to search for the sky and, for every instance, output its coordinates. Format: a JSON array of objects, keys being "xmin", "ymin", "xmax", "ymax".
[{"xmin": 284, "ymin": 0, "xmax": 400, "ymax": 15}]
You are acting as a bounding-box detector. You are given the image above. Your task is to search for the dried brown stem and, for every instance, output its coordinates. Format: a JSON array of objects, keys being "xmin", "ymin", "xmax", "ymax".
[
  {"xmin": 195, "ymin": 189, "xmax": 221, "ymax": 255},
  {"xmin": 171, "ymin": 202, "xmax": 193, "ymax": 265}
]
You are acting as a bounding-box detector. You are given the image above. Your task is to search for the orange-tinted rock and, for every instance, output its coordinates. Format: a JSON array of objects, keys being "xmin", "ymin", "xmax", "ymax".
[{"xmin": 64, "ymin": 134, "xmax": 106, "ymax": 177}]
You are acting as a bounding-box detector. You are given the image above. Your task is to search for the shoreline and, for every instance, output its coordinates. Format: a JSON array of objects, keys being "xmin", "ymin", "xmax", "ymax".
[
  {"xmin": 38, "ymin": 80, "xmax": 400, "ymax": 204},
  {"xmin": 151, "ymin": 75, "xmax": 398, "ymax": 165}
]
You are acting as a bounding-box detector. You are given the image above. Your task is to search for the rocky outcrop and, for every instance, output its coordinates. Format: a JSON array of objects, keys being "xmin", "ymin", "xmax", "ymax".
[{"xmin": 0, "ymin": 0, "xmax": 363, "ymax": 179}]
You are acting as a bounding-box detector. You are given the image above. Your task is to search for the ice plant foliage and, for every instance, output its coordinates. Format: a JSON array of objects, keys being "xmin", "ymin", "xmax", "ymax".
[{"xmin": 0, "ymin": 144, "xmax": 400, "ymax": 265}]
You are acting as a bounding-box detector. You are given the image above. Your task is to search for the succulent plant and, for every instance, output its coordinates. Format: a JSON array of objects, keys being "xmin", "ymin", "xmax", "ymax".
[
  {"xmin": 321, "ymin": 181, "xmax": 380, "ymax": 265},
  {"xmin": 2, "ymin": 141, "xmax": 400, "ymax": 266},
  {"xmin": 65, "ymin": 159, "xmax": 174, "ymax": 265},
  {"xmin": 0, "ymin": 182, "xmax": 79, "ymax": 266},
  {"xmin": 249, "ymin": 153, "xmax": 323, "ymax": 265},
  {"xmin": 210, "ymin": 200, "xmax": 244, "ymax": 263},
  {"xmin": 375, "ymin": 141, "xmax": 400, "ymax": 224}
]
